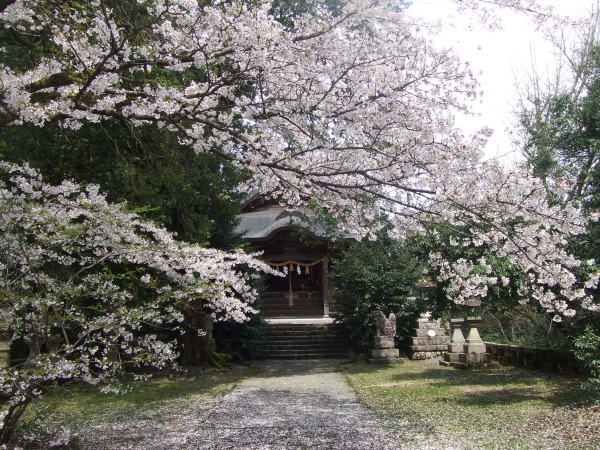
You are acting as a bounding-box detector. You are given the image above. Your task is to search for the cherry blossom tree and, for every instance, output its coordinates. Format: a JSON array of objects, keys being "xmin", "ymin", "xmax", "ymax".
[
  {"xmin": 444, "ymin": 0, "xmax": 555, "ymax": 29},
  {"xmin": 512, "ymin": 3, "xmax": 600, "ymax": 390},
  {"xmin": 1, "ymin": 0, "xmax": 598, "ymax": 319},
  {"xmin": 516, "ymin": 1, "xmax": 600, "ymax": 206},
  {"xmin": 3, "ymin": 0, "xmax": 596, "ymax": 442},
  {"xmin": 0, "ymin": 161, "xmax": 273, "ymax": 443}
]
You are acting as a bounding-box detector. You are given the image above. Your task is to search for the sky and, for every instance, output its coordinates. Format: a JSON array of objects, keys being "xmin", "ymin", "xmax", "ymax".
[{"xmin": 406, "ymin": 0, "xmax": 596, "ymax": 163}]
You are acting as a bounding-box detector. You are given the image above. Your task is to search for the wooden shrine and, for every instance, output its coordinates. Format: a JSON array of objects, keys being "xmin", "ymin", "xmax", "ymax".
[{"xmin": 236, "ymin": 198, "xmax": 343, "ymax": 318}]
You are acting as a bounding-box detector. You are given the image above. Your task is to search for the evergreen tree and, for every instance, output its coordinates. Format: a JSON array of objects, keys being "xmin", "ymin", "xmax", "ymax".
[{"xmin": 329, "ymin": 232, "xmax": 421, "ymax": 351}]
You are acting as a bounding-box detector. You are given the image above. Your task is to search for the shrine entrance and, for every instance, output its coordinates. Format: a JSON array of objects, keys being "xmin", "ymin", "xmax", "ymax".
[{"xmin": 262, "ymin": 257, "xmax": 328, "ymax": 317}]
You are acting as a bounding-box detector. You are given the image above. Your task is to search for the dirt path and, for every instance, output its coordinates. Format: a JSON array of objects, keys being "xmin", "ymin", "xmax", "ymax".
[{"xmin": 77, "ymin": 359, "xmax": 401, "ymax": 449}]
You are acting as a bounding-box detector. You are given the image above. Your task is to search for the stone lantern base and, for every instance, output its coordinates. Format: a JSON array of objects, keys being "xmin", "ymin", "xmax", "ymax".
[
  {"xmin": 367, "ymin": 348, "xmax": 403, "ymax": 364},
  {"xmin": 409, "ymin": 314, "xmax": 450, "ymax": 360},
  {"xmin": 440, "ymin": 351, "xmax": 499, "ymax": 369},
  {"xmin": 440, "ymin": 316, "xmax": 499, "ymax": 370}
]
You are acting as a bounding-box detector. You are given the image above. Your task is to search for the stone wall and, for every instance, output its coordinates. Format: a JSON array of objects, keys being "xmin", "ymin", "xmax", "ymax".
[{"xmin": 485, "ymin": 342, "xmax": 583, "ymax": 374}]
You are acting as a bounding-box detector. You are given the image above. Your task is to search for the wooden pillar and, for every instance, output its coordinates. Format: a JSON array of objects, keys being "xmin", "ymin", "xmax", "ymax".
[
  {"xmin": 323, "ymin": 259, "xmax": 329, "ymax": 317},
  {"xmin": 0, "ymin": 340, "xmax": 10, "ymax": 369}
]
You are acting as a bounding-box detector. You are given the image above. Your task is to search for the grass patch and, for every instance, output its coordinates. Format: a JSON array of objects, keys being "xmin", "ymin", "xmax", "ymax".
[
  {"xmin": 342, "ymin": 359, "xmax": 600, "ymax": 449},
  {"xmin": 13, "ymin": 364, "xmax": 249, "ymax": 447},
  {"xmin": 31, "ymin": 366, "xmax": 246, "ymax": 422}
]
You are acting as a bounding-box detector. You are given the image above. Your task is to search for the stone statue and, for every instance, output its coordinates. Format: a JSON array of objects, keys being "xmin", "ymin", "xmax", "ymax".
[
  {"xmin": 372, "ymin": 311, "xmax": 396, "ymax": 350},
  {"xmin": 373, "ymin": 310, "xmax": 396, "ymax": 338},
  {"xmin": 369, "ymin": 310, "xmax": 401, "ymax": 363}
]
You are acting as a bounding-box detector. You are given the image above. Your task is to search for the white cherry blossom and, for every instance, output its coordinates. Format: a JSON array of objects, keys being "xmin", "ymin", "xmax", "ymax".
[
  {"xmin": 0, "ymin": 161, "xmax": 276, "ymax": 440},
  {"xmin": 0, "ymin": 0, "xmax": 597, "ymax": 318}
]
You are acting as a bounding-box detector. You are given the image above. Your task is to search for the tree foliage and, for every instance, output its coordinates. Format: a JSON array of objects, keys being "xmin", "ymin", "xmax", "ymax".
[
  {"xmin": 574, "ymin": 326, "xmax": 600, "ymax": 396},
  {"xmin": 0, "ymin": 110, "xmax": 252, "ymax": 369},
  {"xmin": 0, "ymin": 0, "xmax": 596, "ymax": 319},
  {"xmin": 516, "ymin": 5, "xmax": 600, "ymax": 390},
  {"xmin": 0, "ymin": 117, "xmax": 247, "ymax": 249}
]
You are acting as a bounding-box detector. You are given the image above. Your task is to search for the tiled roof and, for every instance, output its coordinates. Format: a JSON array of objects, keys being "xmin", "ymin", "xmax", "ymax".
[{"xmin": 235, "ymin": 205, "xmax": 332, "ymax": 241}]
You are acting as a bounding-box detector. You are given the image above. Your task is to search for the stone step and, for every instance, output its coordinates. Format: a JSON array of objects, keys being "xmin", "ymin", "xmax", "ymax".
[
  {"xmin": 410, "ymin": 344, "xmax": 448, "ymax": 352},
  {"xmin": 265, "ymin": 297, "xmax": 323, "ymax": 303},
  {"xmin": 263, "ymin": 337, "xmax": 344, "ymax": 343},
  {"xmin": 255, "ymin": 352, "xmax": 350, "ymax": 360},
  {"xmin": 258, "ymin": 323, "xmax": 349, "ymax": 360},
  {"xmin": 261, "ymin": 343, "xmax": 348, "ymax": 351},
  {"xmin": 258, "ymin": 347, "xmax": 347, "ymax": 354},
  {"xmin": 265, "ymin": 313, "xmax": 325, "ymax": 317},
  {"xmin": 415, "ymin": 320, "xmax": 445, "ymax": 329},
  {"xmin": 411, "ymin": 336, "xmax": 450, "ymax": 346},
  {"xmin": 265, "ymin": 329, "xmax": 339, "ymax": 337},
  {"xmin": 264, "ymin": 305, "xmax": 324, "ymax": 310},
  {"xmin": 263, "ymin": 337, "xmax": 346, "ymax": 344},
  {"xmin": 265, "ymin": 310, "xmax": 324, "ymax": 314},
  {"xmin": 265, "ymin": 311, "xmax": 325, "ymax": 318},
  {"xmin": 265, "ymin": 325, "xmax": 337, "ymax": 332},
  {"xmin": 263, "ymin": 336, "xmax": 340, "ymax": 343},
  {"xmin": 413, "ymin": 328, "xmax": 449, "ymax": 338}
]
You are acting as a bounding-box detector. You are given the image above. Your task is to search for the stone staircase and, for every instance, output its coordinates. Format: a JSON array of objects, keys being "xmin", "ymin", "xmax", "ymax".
[{"xmin": 257, "ymin": 323, "xmax": 350, "ymax": 359}]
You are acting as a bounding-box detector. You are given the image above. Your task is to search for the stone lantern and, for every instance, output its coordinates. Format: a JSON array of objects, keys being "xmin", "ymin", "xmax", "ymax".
[
  {"xmin": 408, "ymin": 270, "xmax": 450, "ymax": 360},
  {"xmin": 440, "ymin": 299, "xmax": 498, "ymax": 369}
]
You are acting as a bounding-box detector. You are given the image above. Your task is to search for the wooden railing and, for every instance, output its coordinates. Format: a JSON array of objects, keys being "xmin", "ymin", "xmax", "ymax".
[{"xmin": 263, "ymin": 291, "xmax": 324, "ymax": 317}]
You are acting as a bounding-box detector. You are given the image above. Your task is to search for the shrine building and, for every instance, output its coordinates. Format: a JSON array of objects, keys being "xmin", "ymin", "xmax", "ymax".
[{"xmin": 236, "ymin": 197, "xmax": 345, "ymax": 318}]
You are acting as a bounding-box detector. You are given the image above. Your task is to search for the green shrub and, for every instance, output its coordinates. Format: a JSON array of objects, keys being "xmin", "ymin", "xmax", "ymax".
[
  {"xmin": 213, "ymin": 312, "xmax": 266, "ymax": 361},
  {"xmin": 329, "ymin": 233, "xmax": 422, "ymax": 352},
  {"xmin": 479, "ymin": 307, "xmax": 573, "ymax": 350},
  {"xmin": 574, "ymin": 326, "xmax": 600, "ymax": 396}
]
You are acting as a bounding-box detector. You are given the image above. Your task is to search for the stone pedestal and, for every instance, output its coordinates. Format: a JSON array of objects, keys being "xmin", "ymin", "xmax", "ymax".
[
  {"xmin": 464, "ymin": 317, "xmax": 487, "ymax": 354},
  {"xmin": 409, "ymin": 313, "xmax": 450, "ymax": 360},
  {"xmin": 47, "ymin": 337, "xmax": 62, "ymax": 353},
  {"xmin": 46, "ymin": 336, "xmax": 64, "ymax": 363},
  {"xmin": 106, "ymin": 344, "xmax": 121, "ymax": 362},
  {"xmin": 24, "ymin": 335, "xmax": 65, "ymax": 365},
  {"xmin": 367, "ymin": 311, "xmax": 403, "ymax": 364},
  {"xmin": 448, "ymin": 318, "xmax": 466, "ymax": 353},
  {"xmin": 368, "ymin": 347, "xmax": 402, "ymax": 364},
  {"xmin": 0, "ymin": 340, "xmax": 10, "ymax": 368},
  {"xmin": 204, "ymin": 315, "xmax": 216, "ymax": 352},
  {"xmin": 24, "ymin": 335, "xmax": 42, "ymax": 366},
  {"xmin": 373, "ymin": 336, "xmax": 395, "ymax": 349}
]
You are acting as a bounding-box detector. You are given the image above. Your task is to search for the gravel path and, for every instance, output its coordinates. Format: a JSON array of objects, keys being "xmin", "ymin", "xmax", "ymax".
[
  {"xmin": 77, "ymin": 359, "xmax": 401, "ymax": 449},
  {"xmin": 189, "ymin": 359, "xmax": 398, "ymax": 449}
]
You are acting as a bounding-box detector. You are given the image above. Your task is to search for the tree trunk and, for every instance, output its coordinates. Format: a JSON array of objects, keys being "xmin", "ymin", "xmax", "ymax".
[
  {"xmin": 0, "ymin": 398, "xmax": 32, "ymax": 445},
  {"xmin": 180, "ymin": 302, "xmax": 229, "ymax": 367}
]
